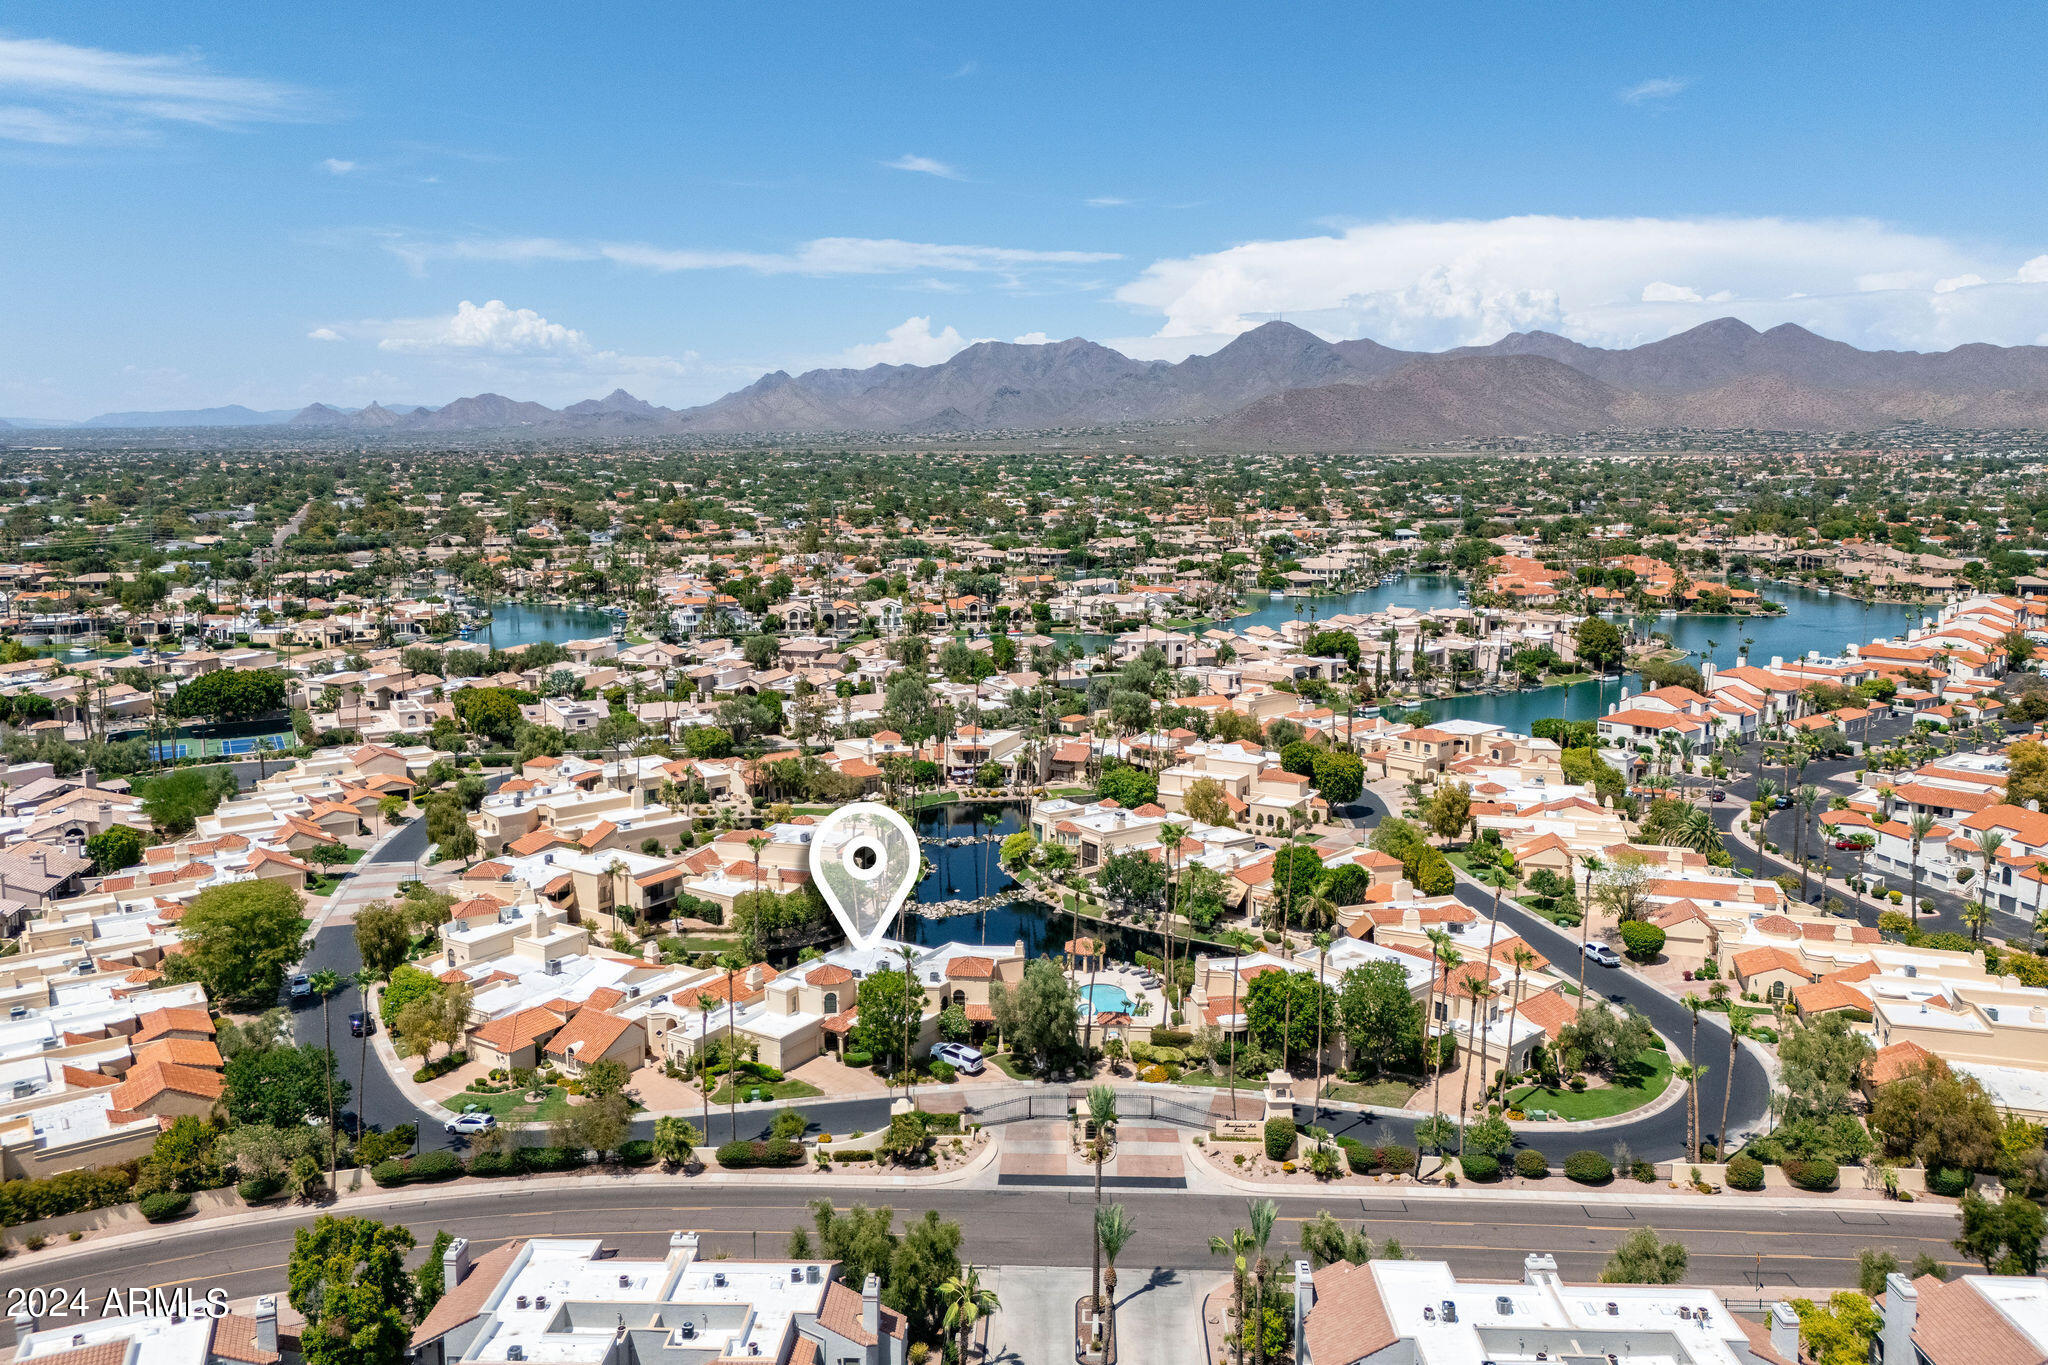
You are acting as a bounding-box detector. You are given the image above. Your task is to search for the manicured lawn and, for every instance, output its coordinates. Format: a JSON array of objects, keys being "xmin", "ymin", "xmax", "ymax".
[
  {"xmin": 1174, "ymin": 1070, "xmax": 1266, "ymax": 1091},
  {"xmin": 673, "ymin": 937, "xmax": 743, "ymax": 955},
  {"xmin": 1507, "ymin": 1047, "xmax": 1672, "ymax": 1120},
  {"xmin": 306, "ymin": 872, "xmax": 347, "ymax": 896},
  {"xmin": 456, "ymin": 1086, "xmax": 574, "ymax": 1124},
  {"xmin": 1324, "ymin": 1079, "xmax": 1417, "ymax": 1107},
  {"xmin": 989, "ymin": 1053, "xmax": 1035, "ymax": 1081},
  {"xmin": 709, "ymin": 1078, "xmax": 823, "ymax": 1105}
]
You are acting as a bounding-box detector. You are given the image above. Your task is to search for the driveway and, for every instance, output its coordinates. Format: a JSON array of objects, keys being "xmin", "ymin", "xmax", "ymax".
[{"xmin": 982, "ymin": 1265, "xmax": 1212, "ymax": 1365}]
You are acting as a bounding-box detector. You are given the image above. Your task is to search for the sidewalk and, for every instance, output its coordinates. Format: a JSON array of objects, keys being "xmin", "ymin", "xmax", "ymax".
[{"xmin": 15, "ymin": 1134, "xmax": 1008, "ymax": 1269}]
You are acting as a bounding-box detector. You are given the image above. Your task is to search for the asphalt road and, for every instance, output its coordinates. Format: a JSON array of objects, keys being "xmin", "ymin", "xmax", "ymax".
[{"xmin": 0, "ymin": 1182, "xmax": 1963, "ymax": 1309}]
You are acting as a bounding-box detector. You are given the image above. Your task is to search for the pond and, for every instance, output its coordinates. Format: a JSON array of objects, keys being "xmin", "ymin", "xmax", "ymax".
[
  {"xmin": 467, "ymin": 601, "xmax": 617, "ymax": 650},
  {"xmin": 901, "ymin": 800, "xmax": 1221, "ymax": 963}
]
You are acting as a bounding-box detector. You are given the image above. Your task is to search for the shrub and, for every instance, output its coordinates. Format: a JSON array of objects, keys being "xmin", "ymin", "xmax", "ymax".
[
  {"xmin": 1338, "ymin": 1138, "xmax": 1372, "ymax": 1174},
  {"xmin": 1139, "ymin": 1064, "xmax": 1168, "ymax": 1083},
  {"xmin": 715, "ymin": 1139, "xmax": 805, "ymax": 1169},
  {"xmin": 1513, "ymin": 1149, "xmax": 1549, "ymax": 1179},
  {"xmin": 467, "ymin": 1152, "xmax": 518, "ymax": 1178},
  {"xmin": 618, "ymin": 1140, "xmax": 656, "ymax": 1167},
  {"xmin": 1925, "ymin": 1166, "xmax": 1971, "ymax": 1198},
  {"xmin": 138, "ymin": 1192, "xmax": 190, "ymax": 1223},
  {"xmin": 1378, "ymin": 1144, "xmax": 1416, "ymax": 1175},
  {"xmin": 517, "ymin": 1146, "xmax": 589, "ymax": 1174},
  {"xmin": 237, "ymin": 1175, "xmax": 282, "ymax": 1203},
  {"xmin": 928, "ymin": 1060, "xmax": 956, "ymax": 1083},
  {"xmin": 843, "ymin": 1050, "xmax": 873, "ymax": 1068},
  {"xmin": 1563, "ymin": 1150, "xmax": 1613, "ymax": 1185},
  {"xmin": 1460, "ymin": 1153, "xmax": 1501, "ymax": 1182},
  {"xmin": 0, "ymin": 1166, "xmax": 136, "ymax": 1227},
  {"xmin": 1783, "ymin": 1158, "xmax": 1839, "ymax": 1192},
  {"xmin": 410, "ymin": 1151, "xmax": 462, "ymax": 1183},
  {"xmin": 1618, "ymin": 921, "xmax": 1666, "ymax": 962},
  {"xmin": 1264, "ymin": 1116, "xmax": 1296, "ymax": 1161},
  {"xmin": 1725, "ymin": 1155, "xmax": 1765, "ymax": 1191},
  {"xmin": 1149, "ymin": 1028, "xmax": 1193, "ymax": 1048},
  {"xmin": 370, "ymin": 1159, "xmax": 410, "ymax": 1188}
]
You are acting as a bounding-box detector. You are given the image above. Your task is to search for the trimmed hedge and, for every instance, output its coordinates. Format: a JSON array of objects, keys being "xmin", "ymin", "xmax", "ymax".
[
  {"xmin": 1264, "ymin": 1116, "xmax": 1296, "ymax": 1161},
  {"xmin": 410, "ymin": 1150, "xmax": 462, "ymax": 1183},
  {"xmin": 1563, "ymin": 1150, "xmax": 1613, "ymax": 1185},
  {"xmin": 1149, "ymin": 1028, "xmax": 1194, "ymax": 1048},
  {"xmin": 0, "ymin": 1166, "xmax": 137, "ymax": 1227},
  {"xmin": 715, "ymin": 1139, "xmax": 805, "ymax": 1169},
  {"xmin": 1513, "ymin": 1149, "xmax": 1549, "ymax": 1179},
  {"xmin": 1460, "ymin": 1153, "xmax": 1501, "ymax": 1182},
  {"xmin": 1725, "ymin": 1155, "xmax": 1765, "ymax": 1190},
  {"xmin": 1340, "ymin": 1141, "xmax": 1415, "ymax": 1176},
  {"xmin": 1784, "ymin": 1158, "xmax": 1839, "ymax": 1192},
  {"xmin": 1925, "ymin": 1166, "xmax": 1971, "ymax": 1198},
  {"xmin": 843, "ymin": 1051, "xmax": 873, "ymax": 1068},
  {"xmin": 138, "ymin": 1192, "xmax": 190, "ymax": 1223},
  {"xmin": 370, "ymin": 1159, "xmax": 409, "ymax": 1187},
  {"xmin": 517, "ymin": 1146, "xmax": 590, "ymax": 1174},
  {"xmin": 468, "ymin": 1152, "xmax": 518, "ymax": 1178},
  {"xmin": 619, "ymin": 1140, "xmax": 657, "ymax": 1167},
  {"xmin": 1618, "ymin": 921, "xmax": 1666, "ymax": 962},
  {"xmin": 237, "ymin": 1175, "xmax": 283, "ymax": 1203}
]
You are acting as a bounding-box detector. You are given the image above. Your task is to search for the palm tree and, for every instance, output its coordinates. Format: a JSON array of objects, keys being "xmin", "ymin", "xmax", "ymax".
[
  {"xmin": 695, "ymin": 991, "xmax": 717, "ymax": 1141},
  {"xmin": 1681, "ymin": 992, "xmax": 1704, "ymax": 1161},
  {"xmin": 1973, "ymin": 829, "xmax": 2007, "ymax": 936},
  {"xmin": 1086, "ymin": 1086, "xmax": 1119, "ymax": 1311},
  {"xmin": 1424, "ymin": 930, "xmax": 1461, "ymax": 1164},
  {"xmin": 1209, "ymin": 1221, "xmax": 1256, "ymax": 1365},
  {"xmin": 1094, "ymin": 1203, "xmax": 1136, "ymax": 1357},
  {"xmin": 941, "ymin": 1266, "xmax": 1000, "ymax": 1365},
  {"xmin": 745, "ymin": 834, "xmax": 769, "ymax": 899},
  {"xmin": 1794, "ymin": 785, "xmax": 1822, "ymax": 900},
  {"xmin": 1158, "ymin": 819, "xmax": 1188, "ymax": 1022},
  {"xmin": 307, "ymin": 968, "xmax": 341, "ymax": 1186},
  {"xmin": 1310, "ymin": 930, "xmax": 1333, "ymax": 1118},
  {"xmin": 1575, "ymin": 854, "xmax": 1602, "ymax": 1015},
  {"xmin": 980, "ymin": 808, "xmax": 1003, "ymax": 940},
  {"xmin": 1245, "ymin": 1197, "xmax": 1278, "ymax": 1365},
  {"xmin": 1719, "ymin": 1005, "xmax": 1749, "ymax": 1161},
  {"xmin": 1907, "ymin": 812, "xmax": 1937, "ymax": 917},
  {"xmin": 1455, "ymin": 972, "xmax": 1492, "ymax": 1136},
  {"xmin": 1962, "ymin": 899, "xmax": 1993, "ymax": 944},
  {"xmin": 717, "ymin": 951, "xmax": 748, "ymax": 1134},
  {"xmin": 1498, "ymin": 945, "xmax": 1537, "ymax": 1106},
  {"xmin": 900, "ymin": 941, "xmax": 919, "ymax": 1105}
]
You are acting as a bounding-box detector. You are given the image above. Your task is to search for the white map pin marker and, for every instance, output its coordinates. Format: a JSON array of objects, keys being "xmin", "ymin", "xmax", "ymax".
[{"xmin": 809, "ymin": 802, "xmax": 920, "ymax": 951}]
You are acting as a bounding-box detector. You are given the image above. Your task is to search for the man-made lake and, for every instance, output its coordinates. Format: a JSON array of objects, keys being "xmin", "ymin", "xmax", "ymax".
[
  {"xmin": 470, "ymin": 601, "xmax": 617, "ymax": 650},
  {"xmin": 1229, "ymin": 577, "xmax": 1932, "ymax": 733}
]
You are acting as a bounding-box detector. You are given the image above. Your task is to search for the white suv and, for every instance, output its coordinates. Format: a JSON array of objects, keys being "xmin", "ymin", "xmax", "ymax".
[{"xmin": 931, "ymin": 1042, "xmax": 985, "ymax": 1075}]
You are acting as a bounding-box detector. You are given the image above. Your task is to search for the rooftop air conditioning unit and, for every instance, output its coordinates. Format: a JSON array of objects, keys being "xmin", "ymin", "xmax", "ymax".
[
  {"xmin": 8, "ymin": 1005, "xmax": 26, "ymax": 1020},
  {"xmin": 712, "ymin": 1274, "xmax": 727, "ymax": 1288},
  {"xmin": 678, "ymin": 1324, "xmax": 696, "ymax": 1341},
  {"xmin": 507, "ymin": 1349, "xmax": 523, "ymax": 1361}
]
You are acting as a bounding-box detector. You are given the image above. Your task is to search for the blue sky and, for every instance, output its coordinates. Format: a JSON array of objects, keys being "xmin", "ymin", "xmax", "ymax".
[{"xmin": 6, "ymin": 2, "xmax": 2048, "ymax": 416}]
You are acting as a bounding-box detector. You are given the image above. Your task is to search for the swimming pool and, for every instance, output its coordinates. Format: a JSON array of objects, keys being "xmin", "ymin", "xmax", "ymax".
[{"xmin": 1077, "ymin": 983, "xmax": 1134, "ymax": 1016}]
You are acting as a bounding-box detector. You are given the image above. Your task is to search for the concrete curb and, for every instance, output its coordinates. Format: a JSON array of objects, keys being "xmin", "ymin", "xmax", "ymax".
[
  {"xmin": 16, "ymin": 1133, "xmax": 1008, "ymax": 1270},
  {"xmin": 1179, "ymin": 1132, "xmax": 1963, "ymax": 1217}
]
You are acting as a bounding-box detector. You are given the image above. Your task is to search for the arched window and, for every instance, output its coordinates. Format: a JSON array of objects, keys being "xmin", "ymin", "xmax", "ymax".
[
  {"xmin": 1769, "ymin": 980, "xmax": 1785, "ymax": 1002},
  {"xmin": 822, "ymin": 991, "xmax": 839, "ymax": 1014},
  {"xmin": 952, "ymin": 990, "xmax": 967, "ymax": 1006}
]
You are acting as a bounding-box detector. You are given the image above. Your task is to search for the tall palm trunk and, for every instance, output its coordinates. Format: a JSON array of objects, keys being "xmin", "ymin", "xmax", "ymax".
[
  {"xmin": 1456, "ymin": 980, "xmax": 1482, "ymax": 1142},
  {"xmin": 725, "ymin": 969, "xmax": 738, "ymax": 1137},
  {"xmin": 321, "ymin": 994, "xmax": 337, "ymax": 1188}
]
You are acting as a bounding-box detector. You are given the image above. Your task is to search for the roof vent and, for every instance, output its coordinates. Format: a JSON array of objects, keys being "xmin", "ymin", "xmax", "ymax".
[
  {"xmin": 618, "ymin": 1274, "xmax": 631, "ymax": 1289},
  {"xmin": 1606, "ymin": 1303, "xmax": 1619, "ymax": 1316},
  {"xmin": 1496, "ymin": 1297, "xmax": 1513, "ymax": 1315},
  {"xmin": 712, "ymin": 1273, "xmax": 727, "ymax": 1288}
]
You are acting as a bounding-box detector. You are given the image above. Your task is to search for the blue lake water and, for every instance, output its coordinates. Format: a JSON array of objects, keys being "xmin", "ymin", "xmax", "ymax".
[{"xmin": 470, "ymin": 601, "xmax": 616, "ymax": 650}]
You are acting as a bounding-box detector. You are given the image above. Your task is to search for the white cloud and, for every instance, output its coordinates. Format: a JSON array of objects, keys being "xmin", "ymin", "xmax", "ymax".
[
  {"xmin": 1620, "ymin": 77, "xmax": 1689, "ymax": 104},
  {"xmin": 0, "ymin": 33, "xmax": 311, "ymax": 145},
  {"xmin": 1641, "ymin": 281, "xmax": 1703, "ymax": 303},
  {"xmin": 306, "ymin": 327, "xmax": 341, "ymax": 342},
  {"xmin": 882, "ymin": 154, "xmax": 962, "ymax": 179},
  {"xmin": 376, "ymin": 299, "xmax": 589, "ymax": 355},
  {"xmin": 320, "ymin": 157, "xmax": 357, "ymax": 175},
  {"xmin": 837, "ymin": 317, "xmax": 980, "ymax": 367},
  {"xmin": 383, "ymin": 232, "xmax": 1116, "ymax": 281},
  {"xmin": 1086, "ymin": 196, "xmax": 1133, "ymax": 207},
  {"xmin": 1011, "ymin": 331, "xmax": 1053, "ymax": 345},
  {"xmin": 947, "ymin": 61, "xmax": 977, "ymax": 79},
  {"xmin": 1113, "ymin": 214, "xmax": 2048, "ymax": 352},
  {"xmin": 1935, "ymin": 274, "xmax": 1987, "ymax": 293}
]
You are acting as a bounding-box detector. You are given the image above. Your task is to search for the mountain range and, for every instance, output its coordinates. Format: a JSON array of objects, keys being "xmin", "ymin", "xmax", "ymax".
[{"xmin": 22, "ymin": 318, "xmax": 2048, "ymax": 444}]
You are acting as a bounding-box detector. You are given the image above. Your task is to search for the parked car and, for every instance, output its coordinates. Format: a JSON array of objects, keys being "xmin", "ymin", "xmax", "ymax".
[
  {"xmin": 1771, "ymin": 794, "xmax": 1792, "ymax": 809},
  {"xmin": 349, "ymin": 1012, "xmax": 372, "ymax": 1037},
  {"xmin": 445, "ymin": 1112, "xmax": 497, "ymax": 1135},
  {"xmin": 1833, "ymin": 837, "xmax": 1861, "ymax": 850},
  {"xmin": 1709, "ymin": 788, "xmax": 1726, "ymax": 803},
  {"xmin": 289, "ymin": 973, "xmax": 312, "ymax": 1000},
  {"xmin": 931, "ymin": 1042, "xmax": 985, "ymax": 1075},
  {"xmin": 1582, "ymin": 942, "xmax": 1622, "ymax": 968}
]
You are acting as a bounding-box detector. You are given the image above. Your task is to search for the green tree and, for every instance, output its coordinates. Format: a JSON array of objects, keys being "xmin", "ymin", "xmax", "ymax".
[
  {"xmin": 287, "ymin": 1215, "xmax": 416, "ymax": 1365},
  {"xmin": 1422, "ymin": 782, "xmax": 1472, "ymax": 844},
  {"xmin": 414, "ymin": 1230, "xmax": 455, "ymax": 1321},
  {"xmin": 85, "ymin": 825, "xmax": 145, "ymax": 874},
  {"xmin": 1243, "ymin": 970, "xmax": 1335, "ymax": 1072},
  {"xmin": 1870, "ymin": 1059, "xmax": 2003, "ymax": 1174},
  {"xmin": 1337, "ymin": 960, "xmax": 1423, "ymax": 1073},
  {"xmin": 1099, "ymin": 848, "xmax": 1166, "ymax": 911},
  {"xmin": 1599, "ymin": 1227, "xmax": 1688, "ymax": 1284},
  {"xmin": 1574, "ymin": 616, "xmax": 1626, "ymax": 672},
  {"xmin": 941, "ymin": 1266, "xmax": 1001, "ymax": 1365},
  {"xmin": 175, "ymin": 879, "xmax": 308, "ymax": 1006},
  {"xmin": 888, "ymin": 1209, "xmax": 964, "ymax": 1342},
  {"xmin": 1790, "ymin": 1293, "xmax": 1883, "ymax": 1365},
  {"xmin": 852, "ymin": 966, "xmax": 922, "ymax": 1071},
  {"xmin": 1310, "ymin": 748, "xmax": 1365, "ymax": 804},
  {"xmin": 225, "ymin": 1044, "xmax": 348, "ymax": 1128},
  {"xmin": 789, "ymin": 1199, "xmax": 897, "ymax": 1292},
  {"xmin": 353, "ymin": 901, "xmax": 416, "ymax": 980},
  {"xmin": 990, "ymin": 957, "xmax": 1081, "ymax": 1076},
  {"xmin": 136, "ymin": 765, "xmax": 241, "ymax": 835},
  {"xmin": 171, "ymin": 667, "xmax": 287, "ymax": 722},
  {"xmin": 1956, "ymin": 1191, "xmax": 2047, "ymax": 1274},
  {"xmin": 1779, "ymin": 1013, "xmax": 1876, "ymax": 1123},
  {"xmin": 652, "ymin": 1115, "xmax": 704, "ymax": 1169},
  {"xmin": 1096, "ymin": 762, "xmax": 1158, "ymax": 809}
]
